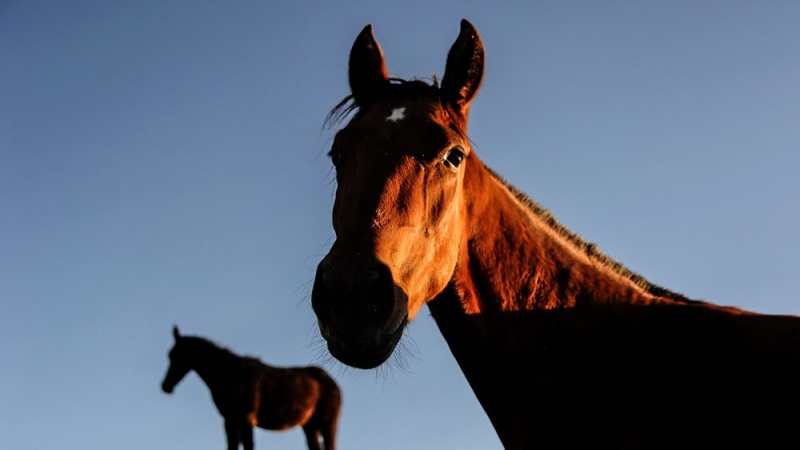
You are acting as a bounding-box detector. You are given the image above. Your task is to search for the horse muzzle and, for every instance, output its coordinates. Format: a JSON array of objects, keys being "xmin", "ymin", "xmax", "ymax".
[
  {"xmin": 161, "ymin": 381, "xmax": 174, "ymax": 394},
  {"xmin": 311, "ymin": 256, "xmax": 409, "ymax": 369}
]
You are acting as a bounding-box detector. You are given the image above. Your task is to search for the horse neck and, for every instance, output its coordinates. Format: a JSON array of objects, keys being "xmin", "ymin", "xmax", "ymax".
[
  {"xmin": 454, "ymin": 162, "xmax": 671, "ymax": 314},
  {"xmin": 185, "ymin": 340, "xmax": 239, "ymax": 390},
  {"xmin": 430, "ymin": 163, "xmax": 683, "ymax": 447}
]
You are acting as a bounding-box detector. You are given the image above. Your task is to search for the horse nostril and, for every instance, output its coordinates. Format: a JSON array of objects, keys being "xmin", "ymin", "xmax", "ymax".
[
  {"xmin": 364, "ymin": 270, "xmax": 379, "ymax": 283},
  {"xmin": 313, "ymin": 258, "xmax": 401, "ymax": 326},
  {"xmin": 364, "ymin": 263, "xmax": 396, "ymax": 320},
  {"xmin": 369, "ymin": 303, "xmax": 380, "ymax": 317}
]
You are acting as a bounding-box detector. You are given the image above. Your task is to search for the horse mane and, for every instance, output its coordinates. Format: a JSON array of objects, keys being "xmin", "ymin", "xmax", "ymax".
[
  {"xmin": 325, "ymin": 77, "xmax": 441, "ymax": 128},
  {"xmin": 181, "ymin": 335, "xmax": 260, "ymax": 364},
  {"xmin": 485, "ymin": 167, "xmax": 701, "ymax": 304}
]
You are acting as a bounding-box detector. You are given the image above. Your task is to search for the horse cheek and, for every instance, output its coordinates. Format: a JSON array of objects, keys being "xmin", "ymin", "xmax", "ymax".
[{"xmin": 419, "ymin": 182, "xmax": 465, "ymax": 311}]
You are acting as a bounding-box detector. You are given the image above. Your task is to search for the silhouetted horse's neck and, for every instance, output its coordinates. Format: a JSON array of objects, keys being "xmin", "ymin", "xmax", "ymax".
[{"xmin": 183, "ymin": 337, "xmax": 251, "ymax": 389}]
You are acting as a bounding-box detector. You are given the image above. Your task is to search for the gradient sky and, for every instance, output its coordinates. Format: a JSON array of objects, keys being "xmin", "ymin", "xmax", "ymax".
[{"xmin": 2, "ymin": 2, "xmax": 799, "ymax": 449}]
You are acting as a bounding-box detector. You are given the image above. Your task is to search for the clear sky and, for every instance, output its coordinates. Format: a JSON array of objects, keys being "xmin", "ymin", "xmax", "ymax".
[{"xmin": 2, "ymin": 1, "xmax": 798, "ymax": 449}]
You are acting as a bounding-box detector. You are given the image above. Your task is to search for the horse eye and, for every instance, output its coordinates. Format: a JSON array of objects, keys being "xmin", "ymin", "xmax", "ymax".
[
  {"xmin": 443, "ymin": 147, "xmax": 465, "ymax": 170},
  {"xmin": 328, "ymin": 145, "xmax": 342, "ymax": 168}
]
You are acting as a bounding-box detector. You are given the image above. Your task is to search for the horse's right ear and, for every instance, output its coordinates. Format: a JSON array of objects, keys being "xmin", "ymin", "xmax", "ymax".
[
  {"xmin": 172, "ymin": 325, "xmax": 180, "ymax": 340},
  {"xmin": 349, "ymin": 24, "xmax": 390, "ymax": 108},
  {"xmin": 441, "ymin": 19, "xmax": 484, "ymax": 118}
]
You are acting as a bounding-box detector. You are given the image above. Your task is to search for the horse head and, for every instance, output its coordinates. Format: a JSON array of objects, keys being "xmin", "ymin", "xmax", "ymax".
[
  {"xmin": 161, "ymin": 325, "xmax": 191, "ymax": 393},
  {"xmin": 312, "ymin": 20, "xmax": 484, "ymax": 369}
]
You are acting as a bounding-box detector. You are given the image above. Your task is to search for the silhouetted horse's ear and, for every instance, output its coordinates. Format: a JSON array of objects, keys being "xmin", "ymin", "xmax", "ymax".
[
  {"xmin": 349, "ymin": 24, "xmax": 390, "ymax": 108},
  {"xmin": 441, "ymin": 19, "xmax": 484, "ymax": 117},
  {"xmin": 172, "ymin": 325, "xmax": 181, "ymax": 340}
]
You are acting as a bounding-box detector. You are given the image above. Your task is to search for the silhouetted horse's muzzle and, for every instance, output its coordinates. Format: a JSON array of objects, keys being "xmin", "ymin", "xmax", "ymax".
[
  {"xmin": 161, "ymin": 366, "xmax": 185, "ymax": 394},
  {"xmin": 161, "ymin": 379, "xmax": 175, "ymax": 394},
  {"xmin": 312, "ymin": 256, "xmax": 408, "ymax": 369}
]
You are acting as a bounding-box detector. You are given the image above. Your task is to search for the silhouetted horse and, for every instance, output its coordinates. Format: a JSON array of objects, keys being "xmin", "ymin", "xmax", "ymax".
[
  {"xmin": 311, "ymin": 20, "xmax": 800, "ymax": 449},
  {"xmin": 161, "ymin": 326, "xmax": 340, "ymax": 450}
]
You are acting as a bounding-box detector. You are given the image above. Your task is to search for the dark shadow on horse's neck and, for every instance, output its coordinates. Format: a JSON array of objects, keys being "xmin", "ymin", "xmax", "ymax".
[{"xmin": 427, "ymin": 289, "xmax": 800, "ymax": 449}]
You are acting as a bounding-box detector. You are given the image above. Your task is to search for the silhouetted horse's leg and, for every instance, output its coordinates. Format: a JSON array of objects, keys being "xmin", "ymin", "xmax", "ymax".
[
  {"xmin": 321, "ymin": 425, "xmax": 336, "ymax": 450},
  {"xmin": 224, "ymin": 419, "xmax": 241, "ymax": 450},
  {"xmin": 320, "ymin": 401, "xmax": 338, "ymax": 450},
  {"xmin": 240, "ymin": 424, "xmax": 254, "ymax": 450},
  {"xmin": 223, "ymin": 418, "xmax": 253, "ymax": 450},
  {"xmin": 302, "ymin": 425, "xmax": 322, "ymax": 450}
]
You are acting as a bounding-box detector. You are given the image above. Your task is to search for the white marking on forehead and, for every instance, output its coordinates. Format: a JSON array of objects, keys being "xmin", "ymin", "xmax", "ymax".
[{"xmin": 386, "ymin": 107, "xmax": 406, "ymax": 122}]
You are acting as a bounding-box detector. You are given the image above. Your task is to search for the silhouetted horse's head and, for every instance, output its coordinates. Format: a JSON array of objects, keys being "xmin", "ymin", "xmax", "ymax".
[
  {"xmin": 161, "ymin": 326, "xmax": 190, "ymax": 393},
  {"xmin": 312, "ymin": 20, "xmax": 484, "ymax": 369}
]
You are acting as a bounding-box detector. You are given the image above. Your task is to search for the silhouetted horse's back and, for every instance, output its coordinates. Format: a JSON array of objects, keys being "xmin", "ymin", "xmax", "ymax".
[{"xmin": 161, "ymin": 326, "xmax": 340, "ymax": 450}]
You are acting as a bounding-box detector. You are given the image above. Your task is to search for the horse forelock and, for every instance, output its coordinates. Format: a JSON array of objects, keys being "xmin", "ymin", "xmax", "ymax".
[
  {"xmin": 325, "ymin": 77, "xmax": 447, "ymax": 129},
  {"xmin": 483, "ymin": 166, "xmax": 697, "ymax": 304}
]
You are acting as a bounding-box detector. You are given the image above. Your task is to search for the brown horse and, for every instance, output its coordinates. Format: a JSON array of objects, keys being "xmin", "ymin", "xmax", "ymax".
[
  {"xmin": 161, "ymin": 326, "xmax": 340, "ymax": 450},
  {"xmin": 311, "ymin": 20, "xmax": 800, "ymax": 449}
]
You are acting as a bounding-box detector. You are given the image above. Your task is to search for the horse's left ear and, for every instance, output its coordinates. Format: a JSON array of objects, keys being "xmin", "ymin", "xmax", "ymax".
[
  {"xmin": 172, "ymin": 325, "xmax": 181, "ymax": 340},
  {"xmin": 349, "ymin": 24, "xmax": 390, "ymax": 108},
  {"xmin": 441, "ymin": 19, "xmax": 484, "ymax": 117}
]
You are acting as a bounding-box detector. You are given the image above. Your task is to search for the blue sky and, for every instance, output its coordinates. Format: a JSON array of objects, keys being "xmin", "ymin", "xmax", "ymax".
[{"xmin": 2, "ymin": 1, "xmax": 798, "ymax": 449}]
